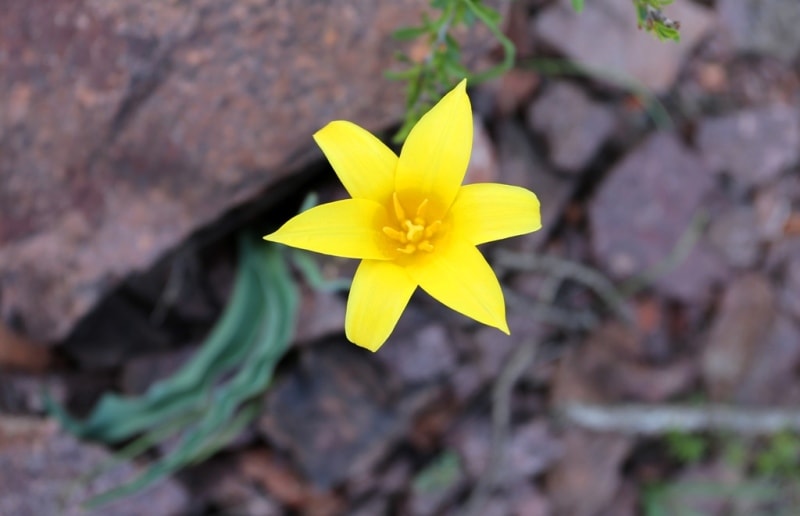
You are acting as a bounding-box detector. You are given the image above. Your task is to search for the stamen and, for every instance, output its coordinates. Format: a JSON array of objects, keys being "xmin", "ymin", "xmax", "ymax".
[
  {"xmin": 424, "ymin": 220, "xmax": 442, "ymax": 238},
  {"xmin": 392, "ymin": 192, "xmax": 406, "ymax": 222},
  {"xmin": 418, "ymin": 241, "xmax": 434, "ymax": 252},
  {"xmin": 384, "ymin": 194, "xmax": 442, "ymax": 256},
  {"xmin": 382, "ymin": 226, "xmax": 407, "ymax": 243},
  {"xmin": 415, "ymin": 199, "xmax": 429, "ymax": 219}
]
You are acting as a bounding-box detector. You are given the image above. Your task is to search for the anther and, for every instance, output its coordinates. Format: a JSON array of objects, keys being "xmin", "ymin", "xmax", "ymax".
[
  {"xmin": 424, "ymin": 220, "xmax": 442, "ymax": 238},
  {"xmin": 418, "ymin": 241, "xmax": 434, "ymax": 252},
  {"xmin": 382, "ymin": 226, "xmax": 407, "ymax": 243},
  {"xmin": 384, "ymin": 194, "xmax": 442, "ymax": 256}
]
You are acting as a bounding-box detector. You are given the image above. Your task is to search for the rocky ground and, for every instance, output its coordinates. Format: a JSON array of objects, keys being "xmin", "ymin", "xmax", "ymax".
[{"xmin": 2, "ymin": 0, "xmax": 800, "ymax": 514}]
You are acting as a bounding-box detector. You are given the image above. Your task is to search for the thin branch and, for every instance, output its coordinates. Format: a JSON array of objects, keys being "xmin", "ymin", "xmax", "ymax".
[
  {"xmin": 504, "ymin": 289, "xmax": 598, "ymax": 331},
  {"xmin": 495, "ymin": 249, "xmax": 634, "ymax": 324},
  {"xmin": 620, "ymin": 211, "xmax": 709, "ymax": 296},
  {"xmin": 517, "ymin": 57, "xmax": 673, "ymax": 130},
  {"xmin": 464, "ymin": 274, "xmax": 561, "ymax": 515},
  {"xmin": 560, "ymin": 403, "xmax": 800, "ymax": 436},
  {"xmin": 464, "ymin": 338, "xmax": 539, "ymax": 516}
]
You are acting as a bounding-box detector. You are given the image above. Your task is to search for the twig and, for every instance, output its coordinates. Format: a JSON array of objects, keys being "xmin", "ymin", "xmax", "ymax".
[
  {"xmin": 464, "ymin": 337, "xmax": 539, "ymax": 516},
  {"xmin": 518, "ymin": 57, "xmax": 673, "ymax": 130},
  {"xmin": 504, "ymin": 289, "xmax": 598, "ymax": 331},
  {"xmin": 620, "ymin": 211, "xmax": 709, "ymax": 296},
  {"xmin": 464, "ymin": 274, "xmax": 561, "ymax": 515},
  {"xmin": 465, "ymin": 214, "xmax": 709, "ymax": 511},
  {"xmin": 560, "ymin": 403, "xmax": 800, "ymax": 436},
  {"xmin": 495, "ymin": 249, "xmax": 633, "ymax": 324}
]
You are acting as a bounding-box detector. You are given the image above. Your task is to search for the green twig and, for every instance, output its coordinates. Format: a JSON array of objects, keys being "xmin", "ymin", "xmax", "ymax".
[
  {"xmin": 463, "ymin": 0, "xmax": 515, "ymax": 83},
  {"xmin": 50, "ymin": 235, "xmax": 299, "ymax": 508},
  {"xmin": 389, "ymin": 0, "xmax": 513, "ymax": 143}
]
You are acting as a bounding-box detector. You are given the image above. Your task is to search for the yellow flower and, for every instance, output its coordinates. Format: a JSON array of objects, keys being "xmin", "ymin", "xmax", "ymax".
[{"xmin": 264, "ymin": 80, "xmax": 541, "ymax": 351}]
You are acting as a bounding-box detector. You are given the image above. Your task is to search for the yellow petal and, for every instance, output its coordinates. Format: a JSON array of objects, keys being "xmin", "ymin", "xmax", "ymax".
[
  {"xmin": 264, "ymin": 199, "xmax": 392, "ymax": 260},
  {"xmin": 395, "ymin": 79, "xmax": 473, "ymax": 215},
  {"xmin": 450, "ymin": 183, "xmax": 542, "ymax": 245},
  {"xmin": 313, "ymin": 121, "xmax": 397, "ymax": 203},
  {"xmin": 346, "ymin": 259, "xmax": 417, "ymax": 351},
  {"xmin": 406, "ymin": 236, "xmax": 508, "ymax": 333}
]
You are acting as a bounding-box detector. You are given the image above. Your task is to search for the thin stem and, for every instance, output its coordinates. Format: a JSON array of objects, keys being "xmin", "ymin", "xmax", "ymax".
[{"xmin": 560, "ymin": 403, "xmax": 800, "ymax": 436}]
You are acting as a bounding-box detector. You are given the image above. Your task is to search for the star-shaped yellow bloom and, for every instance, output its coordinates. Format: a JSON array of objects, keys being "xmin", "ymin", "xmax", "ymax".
[{"xmin": 264, "ymin": 80, "xmax": 541, "ymax": 351}]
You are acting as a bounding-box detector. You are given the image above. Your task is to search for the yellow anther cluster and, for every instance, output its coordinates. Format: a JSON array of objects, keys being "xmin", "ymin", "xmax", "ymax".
[{"xmin": 382, "ymin": 193, "xmax": 442, "ymax": 254}]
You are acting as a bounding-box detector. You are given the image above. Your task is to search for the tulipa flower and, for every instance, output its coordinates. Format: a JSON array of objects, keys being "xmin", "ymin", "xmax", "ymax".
[{"xmin": 264, "ymin": 80, "xmax": 541, "ymax": 351}]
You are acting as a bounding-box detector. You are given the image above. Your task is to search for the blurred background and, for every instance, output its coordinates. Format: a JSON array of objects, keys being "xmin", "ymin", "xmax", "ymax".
[{"xmin": 2, "ymin": 0, "xmax": 800, "ymax": 514}]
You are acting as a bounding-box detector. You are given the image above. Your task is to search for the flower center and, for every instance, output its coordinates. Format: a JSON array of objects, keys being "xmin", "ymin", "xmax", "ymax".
[{"xmin": 382, "ymin": 192, "xmax": 443, "ymax": 255}]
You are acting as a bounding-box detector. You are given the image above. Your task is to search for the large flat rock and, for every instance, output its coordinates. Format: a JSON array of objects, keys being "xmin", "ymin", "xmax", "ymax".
[{"xmin": 0, "ymin": 0, "xmax": 493, "ymax": 343}]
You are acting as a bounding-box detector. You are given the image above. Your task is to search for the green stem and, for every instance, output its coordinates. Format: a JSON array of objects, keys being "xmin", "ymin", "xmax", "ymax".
[{"xmin": 463, "ymin": 0, "xmax": 516, "ymax": 83}]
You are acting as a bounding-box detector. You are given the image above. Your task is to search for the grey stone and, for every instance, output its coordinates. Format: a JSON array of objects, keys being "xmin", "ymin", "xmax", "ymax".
[
  {"xmin": 548, "ymin": 429, "xmax": 632, "ymax": 516},
  {"xmin": 0, "ymin": 417, "xmax": 189, "ymax": 516},
  {"xmin": 697, "ymin": 104, "xmax": 800, "ymax": 189},
  {"xmin": 451, "ymin": 419, "xmax": 561, "ymax": 484},
  {"xmin": 654, "ymin": 241, "xmax": 730, "ymax": 304},
  {"xmin": 496, "ymin": 119, "xmax": 575, "ymax": 250},
  {"xmin": 464, "ymin": 116, "xmax": 500, "ymax": 184},
  {"xmin": 259, "ymin": 343, "xmax": 410, "ymax": 489},
  {"xmin": 737, "ymin": 315, "xmax": 800, "ymax": 405},
  {"xmin": 534, "ymin": 0, "xmax": 714, "ymax": 93},
  {"xmin": 707, "ymin": 207, "xmax": 762, "ymax": 268},
  {"xmin": 527, "ymin": 82, "xmax": 615, "ymax": 173},
  {"xmin": 719, "ymin": 0, "xmax": 800, "ymax": 62},
  {"xmin": 780, "ymin": 259, "xmax": 800, "ymax": 322},
  {"xmin": 590, "ymin": 132, "xmax": 715, "ymax": 282},
  {"xmin": 374, "ymin": 323, "xmax": 456, "ymax": 385},
  {"xmin": 702, "ymin": 274, "xmax": 775, "ymax": 401}
]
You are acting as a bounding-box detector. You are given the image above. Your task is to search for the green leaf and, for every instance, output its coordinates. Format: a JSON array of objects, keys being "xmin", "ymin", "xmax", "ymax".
[
  {"xmin": 468, "ymin": 1, "xmax": 502, "ymax": 26},
  {"xmin": 393, "ymin": 110, "xmax": 422, "ymax": 144},
  {"xmin": 392, "ymin": 26, "xmax": 427, "ymax": 41},
  {"xmin": 291, "ymin": 250, "xmax": 351, "ymax": 293},
  {"xmin": 50, "ymin": 234, "xmax": 299, "ymax": 508},
  {"xmin": 463, "ymin": 0, "xmax": 515, "ymax": 83},
  {"xmin": 571, "ymin": 0, "xmax": 585, "ymax": 13},
  {"xmin": 393, "ymin": 51, "xmax": 413, "ymax": 65},
  {"xmin": 413, "ymin": 451, "xmax": 462, "ymax": 494},
  {"xmin": 385, "ymin": 65, "xmax": 422, "ymax": 82},
  {"xmin": 665, "ymin": 431, "xmax": 707, "ymax": 464},
  {"xmin": 444, "ymin": 59, "xmax": 470, "ymax": 79},
  {"xmin": 653, "ymin": 23, "xmax": 681, "ymax": 42},
  {"xmin": 462, "ymin": 7, "xmax": 477, "ymax": 26},
  {"xmin": 444, "ymin": 34, "xmax": 462, "ymax": 61}
]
